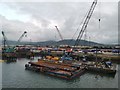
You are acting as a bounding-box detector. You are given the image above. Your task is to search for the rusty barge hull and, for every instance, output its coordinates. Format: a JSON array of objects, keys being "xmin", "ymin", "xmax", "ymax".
[
  {"xmin": 86, "ymin": 66, "xmax": 116, "ymax": 74},
  {"xmin": 25, "ymin": 60, "xmax": 117, "ymax": 79},
  {"xmin": 25, "ymin": 60, "xmax": 86, "ymax": 80}
]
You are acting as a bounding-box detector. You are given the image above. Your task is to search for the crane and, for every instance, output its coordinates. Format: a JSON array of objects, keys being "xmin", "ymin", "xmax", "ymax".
[
  {"xmin": 74, "ymin": 0, "xmax": 97, "ymax": 46},
  {"xmin": 1, "ymin": 31, "xmax": 27, "ymax": 52},
  {"xmin": 2, "ymin": 31, "xmax": 10, "ymax": 50},
  {"xmin": 2, "ymin": 31, "xmax": 16, "ymax": 53},
  {"xmin": 55, "ymin": 26, "xmax": 63, "ymax": 41},
  {"xmin": 17, "ymin": 31, "xmax": 27, "ymax": 43}
]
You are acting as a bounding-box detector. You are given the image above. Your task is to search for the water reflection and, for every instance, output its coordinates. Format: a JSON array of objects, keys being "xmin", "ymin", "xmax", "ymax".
[
  {"xmin": 2, "ymin": 57, "xmax": 119, "ymax": 88},
  {"xmin": 87, "ymin": 71, "xmax": 116, "ymax": 78}
]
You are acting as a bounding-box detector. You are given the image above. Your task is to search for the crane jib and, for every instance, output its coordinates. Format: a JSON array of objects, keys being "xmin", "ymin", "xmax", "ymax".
[{"xmin": 74, "ymin": 0, "xmax": 97, "ymax": 46}]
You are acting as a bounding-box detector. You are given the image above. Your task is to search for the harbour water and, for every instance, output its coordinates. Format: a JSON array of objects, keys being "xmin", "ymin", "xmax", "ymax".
[{"xmin": 1, "ymin": 57, "xmax": 119, "ymax": 88}]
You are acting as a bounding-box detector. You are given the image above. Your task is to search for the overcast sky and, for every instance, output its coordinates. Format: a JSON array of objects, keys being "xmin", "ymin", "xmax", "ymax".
[{"xmin": 0, "ymin": 0, "xmax": 118, "ymax": 44}]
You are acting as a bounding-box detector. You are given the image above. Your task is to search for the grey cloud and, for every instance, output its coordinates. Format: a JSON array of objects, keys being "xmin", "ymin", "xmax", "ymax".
[{"xmin": 0, "ymin": 2, "xmax": 118, "ymax": 44}]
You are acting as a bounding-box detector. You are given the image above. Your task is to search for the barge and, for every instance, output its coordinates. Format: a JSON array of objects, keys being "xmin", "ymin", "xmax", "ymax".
[
  {"xmin": 86, "ymin": 65, "xmax": 117, "ymax": 74},
  {"xmin": 25, "ymin": 55, "xmax": 117, "ymax": 79},
  {"xmin": 25, "ymin": 59, "xmax": 86, "ymax": 80},
  {"xmin": 85, "ymin": 61, "xmax": 117, "ymax": 74},
  {"xmin": 2, "ymin": 52, "xmax": 17, "ymax": 62}
]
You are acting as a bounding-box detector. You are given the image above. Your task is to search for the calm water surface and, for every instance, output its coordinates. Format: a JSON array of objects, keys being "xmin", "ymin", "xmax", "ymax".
[{"xmin": 2, "ymin": 57, "xmax": 119, "ymax": 88}]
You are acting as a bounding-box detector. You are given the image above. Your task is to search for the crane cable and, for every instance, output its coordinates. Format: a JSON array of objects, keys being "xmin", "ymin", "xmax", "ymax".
[
  {"xmin": 87, "ymin": 1, "xmax": 101, "ymax": 46},
  {"xmin": 69, "ymin": 6, "xmax": 90, "ymax": 45},
  {"xmin": 98, "ymin": 1, "xmax": 101, "ymax": 31},
  {"xmin": 72, "ymin": 9, "xmax": 90, "ymax": 40}
]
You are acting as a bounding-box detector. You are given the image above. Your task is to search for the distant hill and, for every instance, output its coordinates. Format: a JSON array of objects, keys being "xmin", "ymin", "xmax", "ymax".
[
  {"xmin": 1, "ymin": 39, "xmax": 103, "ymax": 46},
  {"xmin": 36, "ymin": 40, "xmax": 57, "ymax": 46},
  {"xmin": 56, "ymin": 39, "xmax": 103, "ymax": 46}
]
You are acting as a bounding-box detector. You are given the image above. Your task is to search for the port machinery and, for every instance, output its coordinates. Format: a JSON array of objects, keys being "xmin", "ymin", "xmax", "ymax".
[
  {"xmin": 2, "ymin": 31, "xmax": 27, "ymax": 52},
  {"xmin": 74, "ymin": 0, "xmax": 97, "ymax": 47},
  {"xmin": 55, "ymin": 26, "xmax": 64, "ymax": 41},
  {"xmin": 2, "ymin": 31, "xmax": 27, "ymax": 60}
]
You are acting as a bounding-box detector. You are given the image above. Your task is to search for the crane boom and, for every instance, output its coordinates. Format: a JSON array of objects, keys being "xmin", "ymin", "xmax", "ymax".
[
  {"xmin": 2, "ymin": 31, "xmax": 10, "ymax": 49},
  {"xmin": 18, "ymin": 31, "xmax": 27, "ymax": 43},
  {"xmin": 74, "ymin": 0, "xmax": 97, "ymax": 46},
  {"xmin": 55, "ymin": 26, "xmax": 63, "ymax": 40}
]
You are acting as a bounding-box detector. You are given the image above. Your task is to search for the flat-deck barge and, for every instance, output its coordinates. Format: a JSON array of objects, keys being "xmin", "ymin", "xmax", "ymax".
[
  {"xmin": 25, "ymin": 56, "xmax": 117, "ymax": 79},
  {"xmin": 83, "ymin": 61, "xmax": 117, "ymax": 74},
  {"xmin": 25, "ymin": 59, "xmax": 85, "ymax": 80},
  {"xmin": 86, "ymin": 64, "xmax": 117, "ymax": 74}
]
